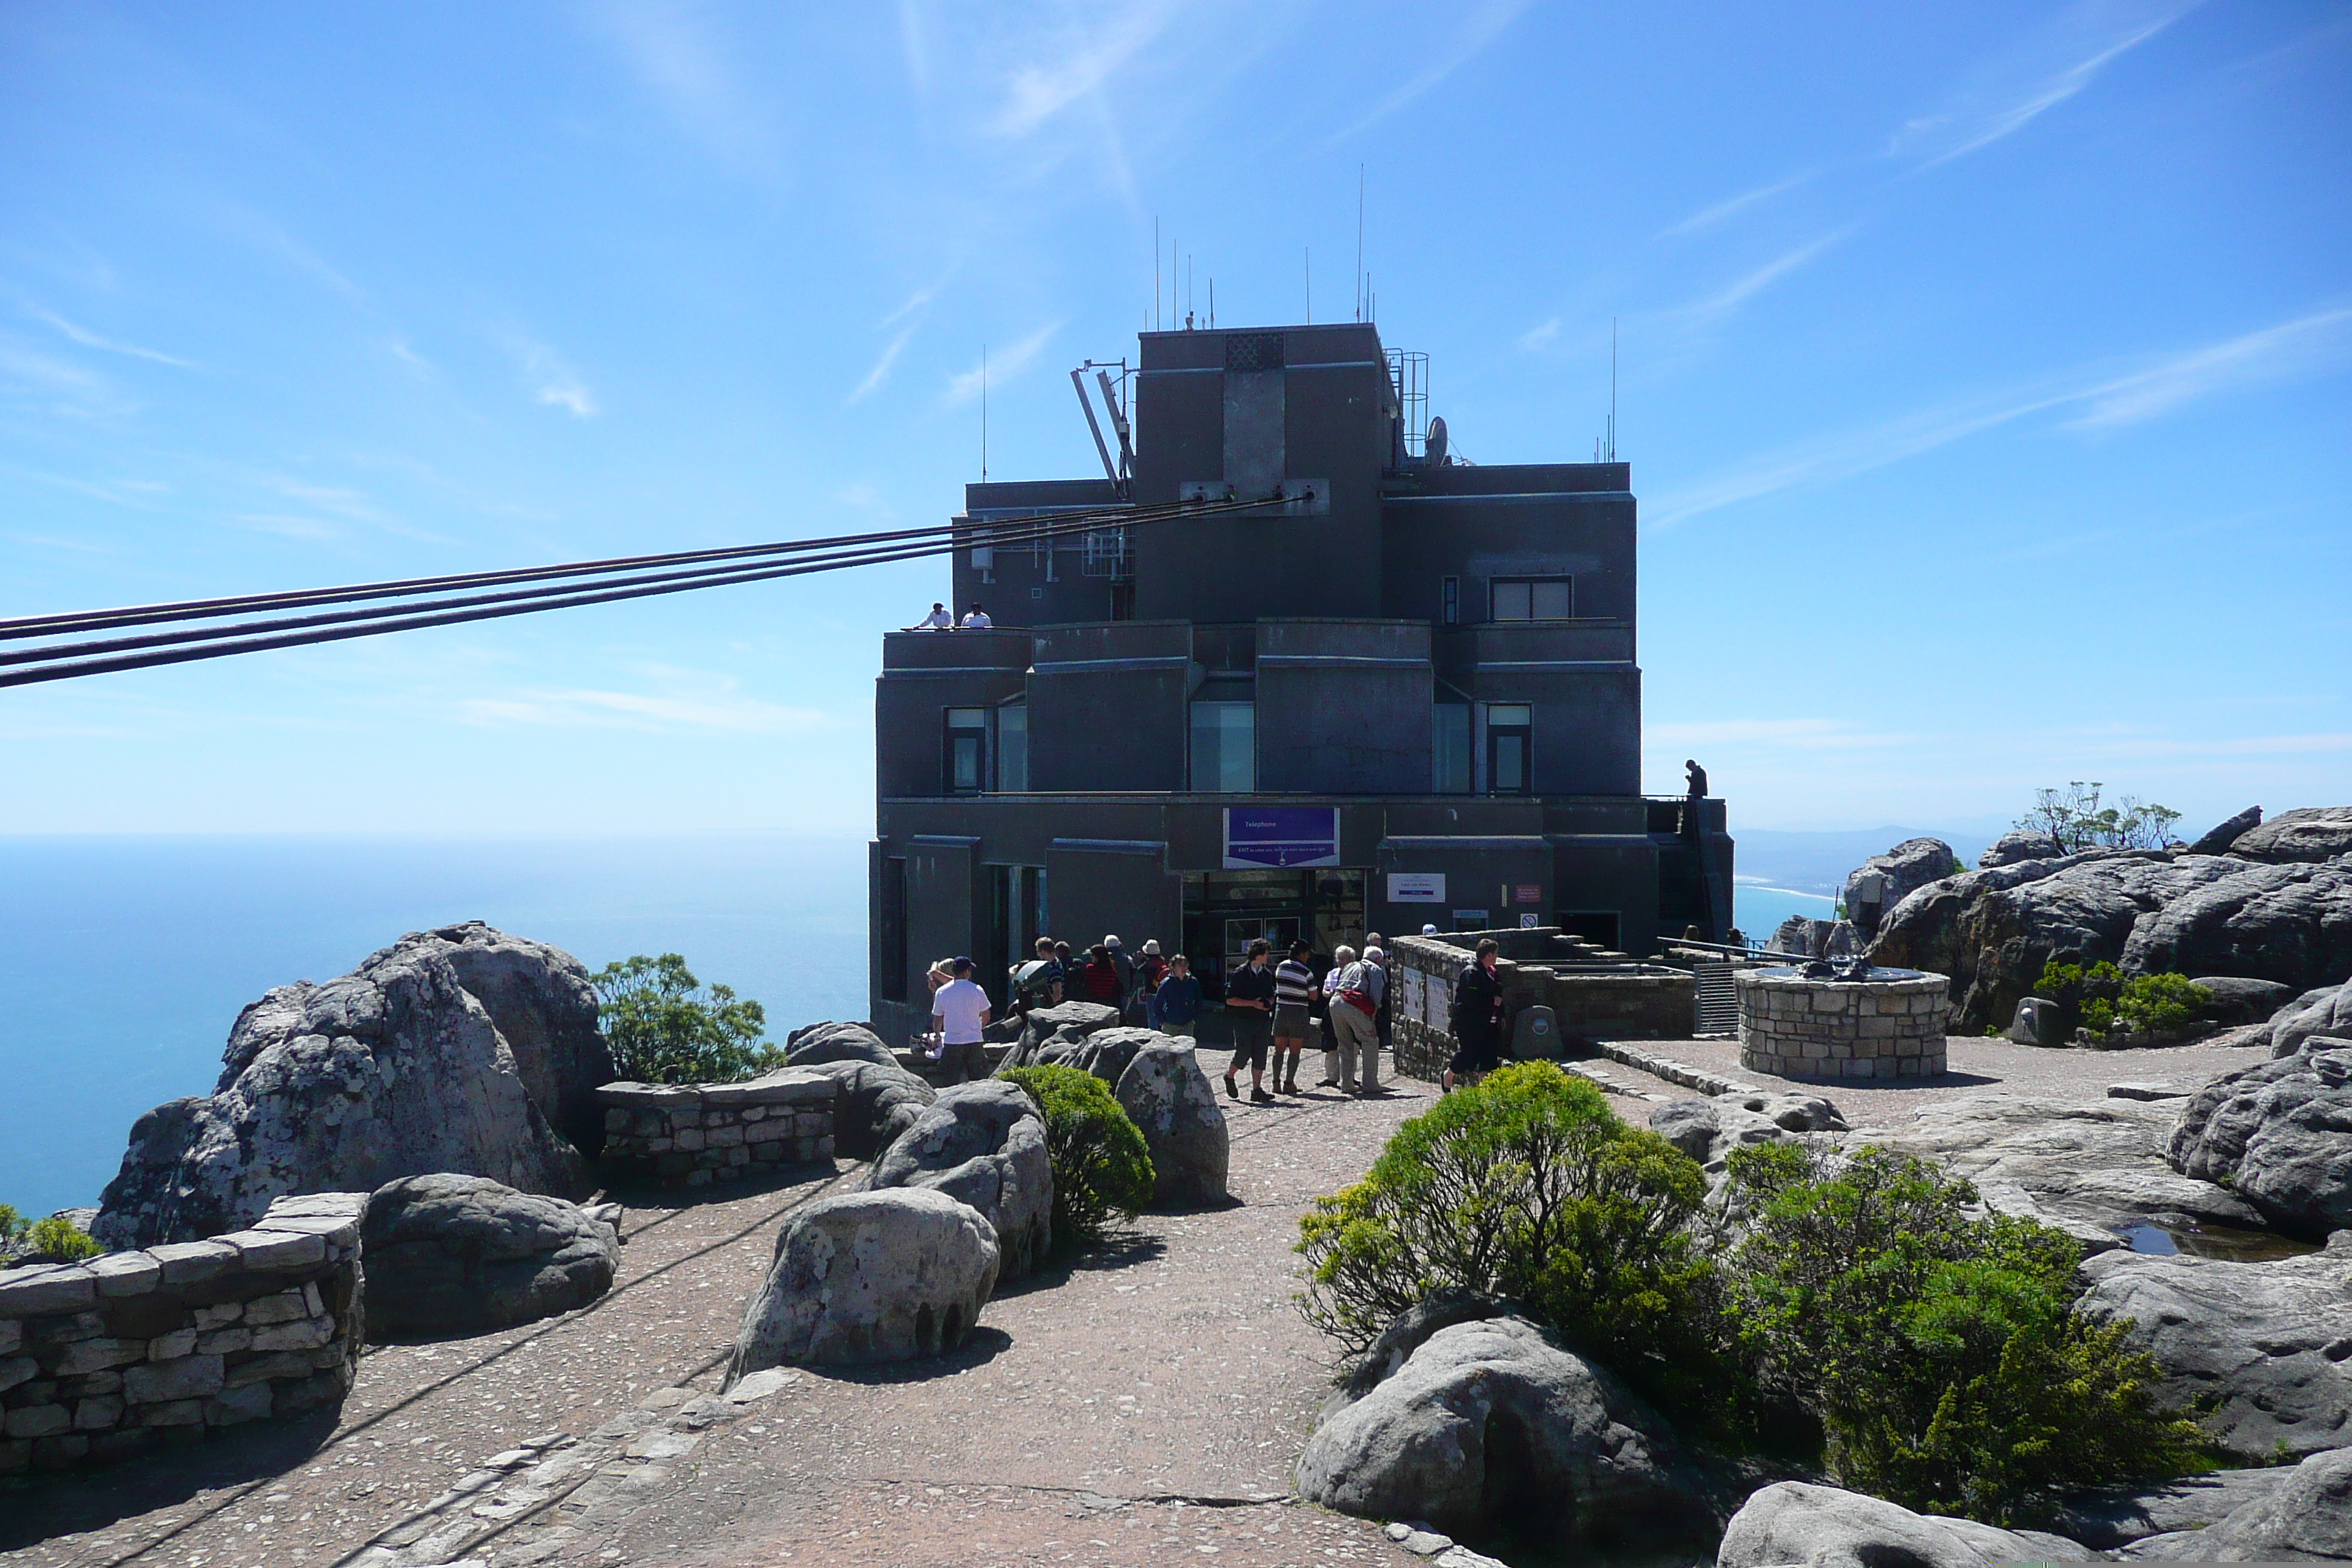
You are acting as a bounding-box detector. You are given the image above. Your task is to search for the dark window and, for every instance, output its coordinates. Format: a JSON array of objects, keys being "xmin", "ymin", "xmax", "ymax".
[
  {"xmin": 1441, "ymin": 576, "xmax": 1459, "ymax": 625},
  {"xmin": 1490, "ymin": 577, "xmax": 1573, "ymax": 621},
  {"xmin": 1434, "ymin": 702, "xmax": 1471, "ymax": 793},
  {"xmin": 878, "ymin": 857, "xmax": 908, "ymax": 1001},
  {"xmin": 995, "ymin": 701, "xmax": 1027, "ymax": 791},
  {"xmin": 945, "ymin": 707, "xmax": 987, "ymax": 794},
  {"xmin": 1487, "ymin": 703, "xmax": 1531, "ymax": 795}
]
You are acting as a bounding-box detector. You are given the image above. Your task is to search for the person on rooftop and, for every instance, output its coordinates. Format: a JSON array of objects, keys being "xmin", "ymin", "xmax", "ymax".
[
  {"xmin": 906, "ymin": 602, "xmax": 951, "ymax": 630},
  {"xmin": 959, "ymin": 603, "xmax": 993, "ymax": 629}
]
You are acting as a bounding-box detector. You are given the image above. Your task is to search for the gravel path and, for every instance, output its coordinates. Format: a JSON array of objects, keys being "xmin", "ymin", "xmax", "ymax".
[{"xmin": 2, "ymin": 1073, "xmax": 1441, "ymax": 1568}]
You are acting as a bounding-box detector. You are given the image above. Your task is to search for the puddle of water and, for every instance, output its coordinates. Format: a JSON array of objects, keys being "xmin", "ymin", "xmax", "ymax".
[{"xmin": 2117, "ymin": 1219, "xmax": 2321, "ymax": 1263}]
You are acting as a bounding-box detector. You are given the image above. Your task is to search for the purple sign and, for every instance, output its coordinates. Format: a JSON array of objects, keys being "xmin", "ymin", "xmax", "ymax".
[{"xmin": 1224, "ymin": 807, "xmax": 1340, "ymax": 870}]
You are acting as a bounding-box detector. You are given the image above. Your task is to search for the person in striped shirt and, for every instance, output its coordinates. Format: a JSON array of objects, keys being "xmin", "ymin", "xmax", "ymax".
[{"xmin": 1271, "ymin": 939, "xmax": 1319, "ymax": 1096}]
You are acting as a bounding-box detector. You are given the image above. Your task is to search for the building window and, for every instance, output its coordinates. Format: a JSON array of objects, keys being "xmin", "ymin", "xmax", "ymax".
[
  {"xmin": 995, "ymin": 701, "xmax": 1027, "ymax": 791},
  {"xmin": 1441, "ymin": 576, "xmax": 1459, "ymax": 625},
  {"xmin": 1434, "ymin": 702, "xmax": 1471, "ymax": 793},
  {"xmin": 877, "ymin": 856, "xmax": 908, "ymax": 1001},
  {"xmin": 1486, "ymin": 703, "xmax": 1531, "ymax": 795},
  {"xmin": 1490, "ymin": 576, "xmax": 1573, "ymax": 622},
  {"xmin": 945, "ymin": 707, "xmax": 987, "ymax": 795},
  {"xmin": 1190, "ymin": 701, "xmax": 1254, "ymax": 792}
]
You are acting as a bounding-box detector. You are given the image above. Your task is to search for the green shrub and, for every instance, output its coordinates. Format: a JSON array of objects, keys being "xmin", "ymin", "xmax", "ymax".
[
  {"xmin": 2115, "ymin": 973, "xmax": 2210, "ymax": 1036},
  {"xmin": 1721, "ymin": 1143, "xmax": 2204, "ymax": 1522},
  {"xmin": 1295, "ymin": 1063, "xmax": 1713, "ymax": 1408},
  {"xmin": 26, "ymin": 1215, "xmax": 99, "ymax": 1264},
  {"xmin": 1000, "ymin": 1065, "xmax": 1155, "ymax": 1249},
  {"xmin": 2036, "ymin": 962, "xmax": 2209, "ymax": 1041},
  {"xmin": 0, "ymin": 1203, "xmax": 24, "ymax": 1244},
  {"xmin": 590, "ymin": 953, "xmax": 781, "ymax": 1085}
]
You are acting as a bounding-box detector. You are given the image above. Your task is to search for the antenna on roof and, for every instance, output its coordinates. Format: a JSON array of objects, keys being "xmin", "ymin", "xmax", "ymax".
[
  {"xmin": 1153, "ymin": 219, "xmax": 1160, "ymax": 332},
  {"xmin": 980, "ymin": 343, "xmax": 988, "ymax": 481},
  {"xmin": 1355, "ymin": 164, "xmax": 1365, "ymax": 323},
  {"xmin": 1609, "ymin": 317, "xmax": 1618, "ymax": 463},
  {"xmin": 1305, "ymin": 247, "xmax": 1311, "ymax": 324}
]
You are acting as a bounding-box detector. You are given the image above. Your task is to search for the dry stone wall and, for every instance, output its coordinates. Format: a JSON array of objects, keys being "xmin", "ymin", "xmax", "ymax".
[
  {"xmin": 1737, "ymin": 970, "xmax": 1948, "ymax": 1080},
  {"xmin": 0, "ymin": 1192, "xmax": 364, "ymax": 1474},
  {"xmin": 596, "ymin": 1069, "xmax": 836, "ymax": 1187},
  {"xmin": 1388, "ymin": 932, "xmax": 1697, "ymax": 1081}
]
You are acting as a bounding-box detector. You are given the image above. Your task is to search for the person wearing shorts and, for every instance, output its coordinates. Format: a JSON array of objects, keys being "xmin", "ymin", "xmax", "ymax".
[
  {"xmin": 930, "ymin": 957, "xmax": 993, "ymax": 1085},
  {"xmin": 1223, "ymin": 940, "xmax": 1277, "ymax": 1103},
  {"xmin": 1272, "ymin": 940, "xmax": 1318, "ymax": 1096}
]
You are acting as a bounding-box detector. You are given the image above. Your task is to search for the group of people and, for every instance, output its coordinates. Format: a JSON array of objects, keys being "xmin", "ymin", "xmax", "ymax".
[
  {"xmin": 926, "ymin": 926, "xmax": 1512, "ymax": 1101},
  {"xmin": 905, "ymin": 601, "xmax": 993, "ymax": 630}
]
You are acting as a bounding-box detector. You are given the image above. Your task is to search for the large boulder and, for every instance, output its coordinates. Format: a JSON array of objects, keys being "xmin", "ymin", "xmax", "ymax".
[
  {"xmin": 1717, "ymin": 1482, "xmax": 2095, "ymax": 1567},
  {"xmin": 784, "ymin": 1020, "xmax": 898, "ymax": 1070},
  {"xmin": 2165, "ymin": 1039, "xmax": 2352, "ymax": 1237},
  {"xmin": 2267, "ymin": 979, "xmax": 2352, "ymax": 1059},
  {"xmin": 2046, "ymin": 1467, "xmax": 2294, "ymax": 1550},
  {"xmin": 2190, "ymin": 975, "xmax": 2296, "ymax": 1026},
  {"xmin": 1031, "ymin": 1025, "xmax": 1161, "ymax": 1088},
  {"xmin": 1112, "ymin": 1039, "xmax": 1229, "ymax": 1205},
  {"xmin": 1980, "ymin": 828, "xmax": 2067, "ymax": 869},
  {"xmin": 725, "ymin": 1186, "xmax": 998, "ymax": 1374},
  {"xmin": 2118, "ymin": 1444, "xmax": 2352, "ymax": 1560},
  {"xmin": 1648, "ymin": 1090, "xmax": 1846, "ymax": 1172},
  {"xmin": 387, "ymin": 923, "xmax": 613, "ymax": 1156},
  {"xmin": 2076, "ymin": 1231, "xmax": 2352, "ymax": 1459},
  {"xmin": 1297, "ymin": 1316, "xmax": 1698, "ymax": 1553},
  {"xmin": 95, "ymin": 939, "xmax": 592, "ymax": 1250},
  {"xmin": 867, "ymin": 1079, "xmax": 1052, "ymax": 1275},
  {"xmin": 2229, "ymin": 805, "xmax": 2352, "ymax": 865},
  {"xmin": 2187, "ymin": 805, "xmax": 2264, "ymax": 856},
  {"xmin": 1842, "ymin": 837, "xmax": 1961, "ymax": 941},
  {"xmin": 360, "ymin": 1173, "xmax": 619, "ymax": 1338},
  {"xmin": 1842, "ymin": 1094, "xmax": 2263, "ymax": 1252},
  {"xmin": 787, "ymin": 1057, "xmax": 935, "ymax": 1161},
  {"xmin": 1871, "ymin": 846, "xmax": 2352, "ymax": 1033},
  {"xmin": 1005, "ymin": 1001, "xmax": 1123, "ymax": 1068}
]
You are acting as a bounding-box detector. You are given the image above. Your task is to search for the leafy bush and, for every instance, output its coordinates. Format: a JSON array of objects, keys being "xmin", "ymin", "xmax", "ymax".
[
  {"xmin": 0, "ymin": 1203, "xmax": 23, "ymax": 1244},
  {"xmin": 1295, "ymin": 1063, "xmax": 1713, "ymax": 1407},
  {"xmin": 1720, "ymin": 1143, "xmax": 2204, "ymax": 1522},
  {"xmin": 590, "ymin": 953, "xmax": 781, "ymax": 1085},
  {"xmin": 2035, "ymin": 962, "xmax": 2209, "ymax": 1041},
  {"xmin": 1000, "ymin": 1065, "xmax": 1155, "ymax": 1248},
  {"xmin": 27, "ymin": 1215, "xmax": 99, "ymax": 1264},
  {"xmin": 2114, "ymin": 973, "xmax": 2210, "ymax": 1036}
]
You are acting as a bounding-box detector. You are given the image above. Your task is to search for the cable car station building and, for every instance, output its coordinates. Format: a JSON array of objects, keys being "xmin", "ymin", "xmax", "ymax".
[{"xmin": 868, "ymin": 320, "xmax": 1732, "ymax": 1044}]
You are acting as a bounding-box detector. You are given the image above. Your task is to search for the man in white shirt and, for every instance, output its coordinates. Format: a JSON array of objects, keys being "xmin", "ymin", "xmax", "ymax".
[
  {"xmin": 959, "ymin": 603, "xmax": 993, "ymax": 629},
  {"xmin": 930, "ymin": 957, "xmax": 992, "ymax": 1084},
  {"xmin": 906, "ymin": 602, "xmax": 951, "ymax": 630}
]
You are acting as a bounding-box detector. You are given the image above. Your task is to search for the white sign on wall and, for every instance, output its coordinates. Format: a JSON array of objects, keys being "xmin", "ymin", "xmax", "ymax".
[{"xmin": 1387, "ymin": 872, "xmax": 1446, "ymax": 903}]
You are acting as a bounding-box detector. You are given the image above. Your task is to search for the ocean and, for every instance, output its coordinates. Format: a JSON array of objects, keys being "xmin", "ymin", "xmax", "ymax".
[{"xmin": 0, "ymin": 834, "xmax": 1832, "ymax": 1218}]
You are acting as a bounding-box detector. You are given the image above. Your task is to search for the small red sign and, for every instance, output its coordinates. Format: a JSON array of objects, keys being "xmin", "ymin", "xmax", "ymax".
[{"xmin": 1514, "ymin": 883, "xmax": 1542, "ymax": 904}]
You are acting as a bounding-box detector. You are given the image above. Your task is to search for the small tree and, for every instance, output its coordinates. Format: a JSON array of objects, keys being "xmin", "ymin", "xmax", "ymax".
[
  {"xmin": 591, "ymin": 954, "xmax": 780, "ymax": 1085},
  {"xmin": 2018, "ymin": 783, "xmax": 2182, "ymax": 853},
  {"xmin": 1000, "ymin": 1066, "xmax": 1155, "ymax": 1249}
]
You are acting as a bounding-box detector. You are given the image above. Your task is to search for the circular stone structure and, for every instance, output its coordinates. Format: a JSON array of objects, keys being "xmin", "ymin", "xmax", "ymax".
[{"xmin": 1736, "ymin": 965, "xmax": 1950, "ymax": 1081}]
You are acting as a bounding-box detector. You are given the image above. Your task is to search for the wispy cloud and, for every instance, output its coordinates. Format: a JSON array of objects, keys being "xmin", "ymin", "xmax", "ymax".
[
  {"xmin": 24, "ymin": 307, "xmax": 196, "ymax": 368},
  {"xmin": 456, "ymin": 667, "xmax": 825, "ymax": 734},
  {"xmin": 944, "ymin": 323, "xmax": 1059, "ymax": 407},
  {"xmin": 1891, "ymin": 0, "xmax": 2196, "ymax": 169},
  {"xmin": 227, "ymin": 513, "xmax": 347, "ymax": 542},
  {"xmin": 1647, "ymin": 303, "xmax": 2352, "ymax": 528},
  {"xmin": 2068, "ymin": 307, "xmax": 2352, "ymax": 428},
  {"xmin": 849, "ymin": 323, "xmax": 919, "ymax": 404},
  {"xmin": 991, "ymin": 4, "xmax": 1180, "ymax": 138},
  {"xmin": 515, "ymin": 342, "xmax": 598, "ymax": 418},
  {"xmin": 1326, "ymin": 0, "xmax": 1534, "ymax": 145},
  {"xmin": 591, "ymin": 0, "xmax": 778, "ymax": 169},
  {"xmin": 1660, "ymin": 173, "xmax": 1814, "ymax": 238},
  {"xmin": 1656, "ymin": 228, "xmax": 1855, "ymax": 330},
  {"xmin": 387, "ymin": 337, "xmax": 434, "ymax": 380}
]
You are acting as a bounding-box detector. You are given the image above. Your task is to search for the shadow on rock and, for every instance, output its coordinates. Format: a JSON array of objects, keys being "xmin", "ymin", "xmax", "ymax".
[{"xmin": 0, "ymin": 1407, "xmax": 342, "ymax": 1551}]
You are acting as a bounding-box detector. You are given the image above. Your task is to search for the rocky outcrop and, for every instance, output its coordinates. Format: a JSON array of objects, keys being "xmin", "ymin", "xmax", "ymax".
[
  {"xmin": 725, "ymin": 1187, "xmax": 998, "ymax": 1374},
  {"xmin": 1870, "ymin": 845, "xmax": 2352, "ymax": 1032},
  {"xmin": 2046, "ymin": 1467, "xmax": 2294, "ymax": 1550},
  {"xmin": 2166, "ymin": 1039, "xmax": 2352, "ymax": 1237},
  {"xmin": 1843, "ymin": 1094, "xmax": 2263, "ymax": 1251},
  {"xmin": 1004, "ymin": 1002, "xmax": 1121, "ymax": 1068},
  {"xmin": 359, "ymin": 1174, "xmax": 620, "ymax": 1338},
  {"xmin": 2192, "ymin": 975, "xmax": 2296, "ymax": 1025},
  {"xmin": 788, "ymin": 1057, "xmax": 935, "ymax": 1161},
  {"xmin": 1980, "ymin": 828, "xmax": 2066, "ymax": 868},
  {"xmin": 1111, "ymin": 1039, "xmax": 1228, "ymax": 1205},
  {"xmin": 1768, "ymin": 917, "xmax": 1855, "ymax": 959},
  {"xmin": 1716, "ymin": 1482, "xmax": 2095, "ymax": 1567},
  {"xmin": 387, "ymin": 924, "xmax": 613, "ymax": 1157},
  {"xmin": 1842, "ymin": 837, "xmax": 1961, "ymax": 941},
  {"xmin": 783, "ymin": 1020, "xmax": 898, "ymax": 1070},
  {"xmin": 1028, "ymin": 1025, "xmax": 1161, "ymax": 1087},
  {"xmin": 1297, "ymin": 1316, "xmax": 1698, "ymax": 1553},
  {"xmin": 2187, "ymin": 805, "xmax": 2264, "ymax": 856},
  {"xmin": 2266, "ymin": 979, "xmax": 2352, "ymax": 1059},
  {"xmin": 867, "ymin": 1080, "xmax": 1052, "ymax": 1276},
  {"xmin": 2231, "ymin": 805, "xmax": 2352, "ymax": 865},
  {"xmin": 1648, "ymin": 1090, "xmax": 1845, "ymax": 1172},
  {"xmin": 96, "ymin": 938, "xmax": 592, "ymax": 1251},
  {"xmin": 2117, "ymin": 1444, "xmax": 2352, "ymax": 1560},
  {"xmin": 2076, "ymin": 1232, "xmax": 2352, "ymax": 1459}
]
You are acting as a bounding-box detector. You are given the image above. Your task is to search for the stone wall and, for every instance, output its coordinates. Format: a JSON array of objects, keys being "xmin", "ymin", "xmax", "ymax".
[
  {"xmin": 1737, "ymin": 970, "xmax": 1949, "ymax": 1080},
  {"xmin": 0, "ymin": 1192, "xmax": 364, "ymax": 1474},
  {"xmin": 1387, "ymin": 931, "xmax": 1697, "ymax": 1081},
  {"xmin": 597, "ymin": 1069, "xmax": 836, "ymax": 1187}
]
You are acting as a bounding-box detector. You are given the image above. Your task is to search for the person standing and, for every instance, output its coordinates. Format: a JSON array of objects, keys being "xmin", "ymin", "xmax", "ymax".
[
  {"xmin": 1444, "ymin": 938, "xmax": 1507, "ymax": 1093},
  {"xmin": 1223, "ymin": 939, "xmax": 1278, "ymax": 1103},
  {"xmin": 1365, "ymin": 932, "xmax": 1394, "ymax": 1065},
  {"xmin": 905, "ymin": 602, "xmax": 952, "ymax": 630},
  {"xmin": 1331, "ymin": 946, "xmax": 1385, "ymax": 1095},
  {"xmin": 1150, "ymin": 954, "xmax": 1202, "ymax": 1037},
  {"xmin": 1074, "ymin": 943, "xmax": 1122, "ymax": 1007},
  {"xmin": 1272, "ymin": 939, "xmax": 1319, "ymax": 1096},
  {"xmin": 960, "ymin": 603, "xmax": 993, "ymax": 629},
  {"xmin": 930, "ymin": 957, "xmax": 992, "ymax": 1085},
  {"xmin": 1317, "ymin": 946, "xmax": 1355, "ymax": 1088}
]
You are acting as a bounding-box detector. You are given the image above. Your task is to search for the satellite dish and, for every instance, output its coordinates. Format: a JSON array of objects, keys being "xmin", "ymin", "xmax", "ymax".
[{"xmin": 1425, "ymin": 415, "xmax": 1449, "ymax": 467}]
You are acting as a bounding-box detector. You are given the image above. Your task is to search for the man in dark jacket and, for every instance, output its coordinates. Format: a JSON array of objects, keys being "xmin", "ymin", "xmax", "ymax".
[{"xmin": 1445, "ymin": 938, "xmax": 1506, "ymax": 1093}]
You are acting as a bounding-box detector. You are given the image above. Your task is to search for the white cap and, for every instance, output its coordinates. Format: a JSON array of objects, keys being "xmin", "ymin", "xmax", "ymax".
[
  {"xmin": 1422, "ymin": 924, "xmax": 1439, "ymax": 935},
  {"xmin": 1104, "ymin": 934, "xmax": 1122, "ymax": 948},
  {"xmin": 1142, "ymin": 939, "xmax": 1161, "ymax": 954}
]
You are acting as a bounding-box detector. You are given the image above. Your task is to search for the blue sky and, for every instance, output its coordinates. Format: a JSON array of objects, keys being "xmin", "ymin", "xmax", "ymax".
[{"xmin": 2, "ymin": 0, "xmax": 2346, "ymax": 837}]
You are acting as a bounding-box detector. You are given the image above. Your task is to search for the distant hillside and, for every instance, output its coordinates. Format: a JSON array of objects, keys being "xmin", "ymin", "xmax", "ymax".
[{"xmin": 1733, "ymin": 827, "xmax": 1997, "ymax": 898}]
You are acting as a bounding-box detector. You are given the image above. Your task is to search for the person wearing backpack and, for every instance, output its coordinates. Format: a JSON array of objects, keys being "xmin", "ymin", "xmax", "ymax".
[{"xmin": 1332, "ymin": 945, "xmax": 1386, "ymax": 1095}]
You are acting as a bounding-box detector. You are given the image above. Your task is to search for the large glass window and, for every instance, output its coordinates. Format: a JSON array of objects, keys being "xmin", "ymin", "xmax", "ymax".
[
  {"xmin": 1490, "ymin": 577, "xmax": 1573, "ymax": 621},
  {"xmin": 1486, "ymin": 703, "xmax": 1531, "ymax": 795},
  {"xmin": 995, "ymin": 701, "xmax": 1027, "ymax": 791},
  {"xmin": 1189, "ymin": 701, "xmax": 1254, "ymax": 791},
  {"xmin": 945, "ymin": 707, "xmax": 987, "ymax": 794},
  {"xmin": 1435, "ymin": 702, "xmax": 1471, "ymax": 793}
]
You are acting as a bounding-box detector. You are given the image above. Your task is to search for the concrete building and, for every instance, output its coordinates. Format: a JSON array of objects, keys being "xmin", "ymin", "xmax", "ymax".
[{"xmin": 869, "ymin": 320, "xmax": 1732, "ymax": 1044}]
